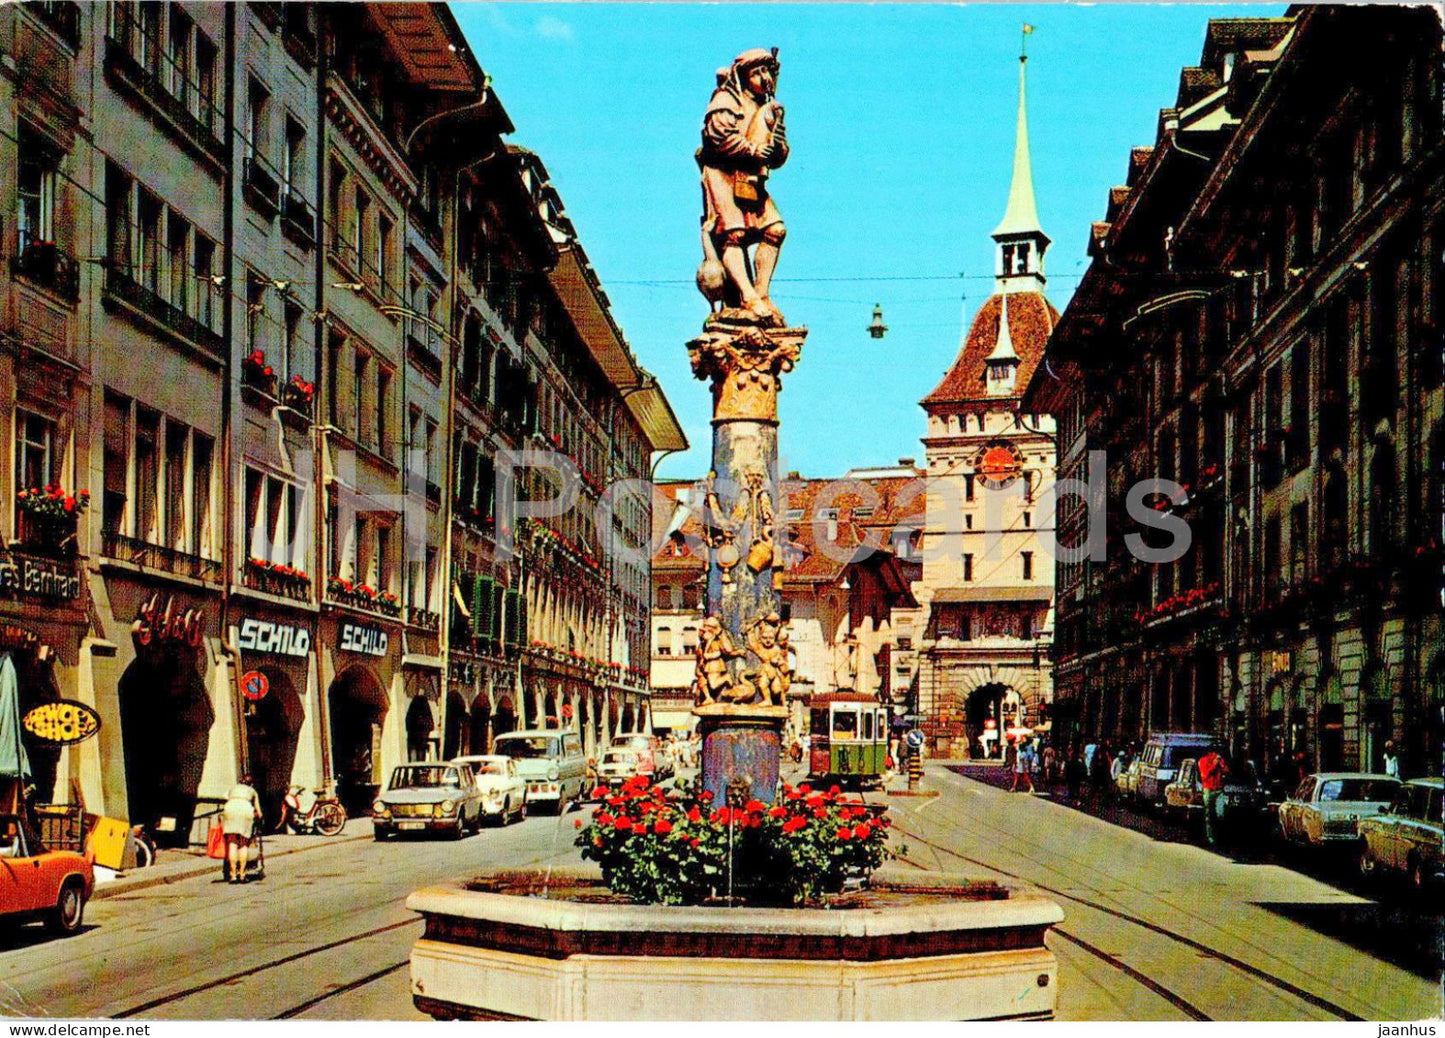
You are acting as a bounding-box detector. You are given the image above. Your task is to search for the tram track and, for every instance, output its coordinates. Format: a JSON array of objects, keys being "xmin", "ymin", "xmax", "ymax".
[
  {"xmin": 110, "ymin": 917, "xmax": 422, "ymax": 1019},
  {"xmin": 891, "ymin": 817, "xmax": 1363, "ymax": 1021}
]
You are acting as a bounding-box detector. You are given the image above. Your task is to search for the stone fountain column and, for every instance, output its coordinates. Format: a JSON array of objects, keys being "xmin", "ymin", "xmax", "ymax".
[{"xmin": 689, "ymin": 316, "xmax": 806, "ymax": 804}]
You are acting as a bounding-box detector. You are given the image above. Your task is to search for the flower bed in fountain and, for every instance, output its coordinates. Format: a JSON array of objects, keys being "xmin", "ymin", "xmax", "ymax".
[{"xmin": 406, "ymin": 778, "xmax": 1064, "ymax": 1021}]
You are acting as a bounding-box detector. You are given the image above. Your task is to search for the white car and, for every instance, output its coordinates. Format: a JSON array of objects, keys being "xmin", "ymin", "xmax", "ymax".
[
  {"xmin": 1278, "ymin": 772, "xmax": 1400, "ymax": 846},
  {"xmin": 452, "ymin": 755, "xmax": 528, "ymax": 825}
]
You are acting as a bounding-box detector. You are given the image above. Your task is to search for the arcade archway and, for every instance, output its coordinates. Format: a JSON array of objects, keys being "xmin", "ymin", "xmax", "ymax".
[
  {"xmin": 493, "ymin": 694, "xmax": 517, "ymax": 738},
  {"xmin": 329, "ymin": 666, "xmax": 388, "ymax": 817},
  {"xmin": 119, "ymin": 654, "xmax": 214, "ymax": 844},
  {"xmin": 468, "ymin": 692, "xmax": 493, "ymax": 755},
  {"xmin": 406, "ymin": 695, "xmax": 436, "ymax": 762},
  {"xmin": 443, "ymin": 690, "xmax": 467, "ymax": 760},
  {"xmin": 244, "ymin": 668, "xmax": 303, "ymax": 827}
]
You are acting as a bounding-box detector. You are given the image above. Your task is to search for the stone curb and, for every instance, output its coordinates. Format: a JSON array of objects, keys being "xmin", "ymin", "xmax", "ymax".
[{"xmin": 92, "ymin": 827, "xmax": 373, "ymax": 901}]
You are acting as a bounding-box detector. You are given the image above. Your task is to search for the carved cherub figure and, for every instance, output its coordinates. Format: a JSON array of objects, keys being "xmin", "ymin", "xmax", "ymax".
[{"xmin": 694, "ymin": 614, "xmax": 745, "ymax": 705}]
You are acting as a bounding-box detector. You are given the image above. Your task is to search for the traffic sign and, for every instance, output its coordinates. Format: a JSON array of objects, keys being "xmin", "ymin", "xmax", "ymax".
[
  {"xmin": 241, "ymin": 670, "xmax": 270, "ymax": 702},
  {"xmin": 905, "ymin": 729, "xmax": 925, "ymax": 749}
]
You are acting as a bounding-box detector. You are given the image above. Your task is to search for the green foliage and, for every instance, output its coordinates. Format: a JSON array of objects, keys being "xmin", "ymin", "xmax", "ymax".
[{"xmin": 575, "ymin": 778, "xmax": 892, "ymax": 906}]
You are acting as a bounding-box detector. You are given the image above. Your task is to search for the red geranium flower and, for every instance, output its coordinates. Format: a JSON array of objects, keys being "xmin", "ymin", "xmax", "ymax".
[
  {"xmin": 744, "ymin": 799, "xmax": 765, "ymax": 813},
  {"xmin": 836, "ymin": 827, "xmax": 854, "ymax": 841},
  {"xmin": 613, "ymin": 817, "xmax": 633, "ymax": 831},
  {"xmin": 855, "ymin": 822, "xmax": 873, "ymax": 839},
  {"xmin": 686, "ymin": 806, "xmax": 703, "ymax": 824},
  {"xmin": 782, "ymin": 816, "xmax": 807, "ymax": 834},
  {"xmin": 654, "ymin": 819, "xmax": 673, "ymax": 835},
  {"xmin": 768, "ymin": 806, "xmax": 787, "ymax": 818}
]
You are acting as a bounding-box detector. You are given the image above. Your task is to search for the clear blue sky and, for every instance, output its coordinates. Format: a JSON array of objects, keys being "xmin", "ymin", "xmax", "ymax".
[{"xmin": 454, "ymin": 3, "xmax": 1277, "ymax": 480}]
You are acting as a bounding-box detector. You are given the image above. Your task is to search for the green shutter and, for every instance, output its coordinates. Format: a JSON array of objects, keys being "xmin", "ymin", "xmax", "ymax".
[
  {"xmin": 495, "ymin": 584, "xmax": 510, "ymax": 646},
  {"xmin": 473, "ymin": 576, "xmax": 493, "ymax": 644}
]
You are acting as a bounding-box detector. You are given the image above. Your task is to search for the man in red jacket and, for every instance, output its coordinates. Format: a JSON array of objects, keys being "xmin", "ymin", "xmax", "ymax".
[{"xmin": 1198, "ymin": 749, "xmax": 1230, "ymax": 846}]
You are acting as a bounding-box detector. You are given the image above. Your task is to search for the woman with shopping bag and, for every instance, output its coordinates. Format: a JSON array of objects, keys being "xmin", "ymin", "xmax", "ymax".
[{"xmin": 220, "ymin": 773, "xmax": 262, "ymax": 883}]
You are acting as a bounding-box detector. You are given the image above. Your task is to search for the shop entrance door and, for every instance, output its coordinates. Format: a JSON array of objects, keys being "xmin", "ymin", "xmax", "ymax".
[
  {"xmin": 244, "ymin": 669, "xmax": 303, "ymax": 828},
  {"xmin": 328, "ymin": 666, "xmax": 388, "ymax": 817},
  {"xmin": 118, "ymin": 655, "xmax": 214, "ymax": 845}
]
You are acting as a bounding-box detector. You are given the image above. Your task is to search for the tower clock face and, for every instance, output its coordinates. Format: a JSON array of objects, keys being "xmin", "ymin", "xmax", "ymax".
[{"xmin": 976, "ymin": 442, "xmax": 1023, "ymax": 489}]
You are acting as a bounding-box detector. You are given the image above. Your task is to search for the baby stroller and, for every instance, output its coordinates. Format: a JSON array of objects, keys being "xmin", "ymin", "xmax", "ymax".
[{"xmin": 243, "ymin": 827, "xmax": 266, "ymax": 881}]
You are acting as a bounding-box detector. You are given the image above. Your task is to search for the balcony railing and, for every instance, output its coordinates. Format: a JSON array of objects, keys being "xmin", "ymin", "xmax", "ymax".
[
  {"xmin": 12, "ymin": 231, "xmax": 80, "ymax": 302},
  {"xmin": 410, "ymin": 608, "xmax": 441, "ymax": 632},
  {"xmin": 102, "ymin": 531, "xmax": 222, "ymax": 583},
  {"xmin": 104, "ymin": 10, "xmax": 227, "ymax": 167},
  {"xmin": 103, "ymin": 265, "xmax": 225, "ymax": 355},
  {"xmin": 281, "ymin": 190, "xmax": 316, "ymax": 247},
  {"xmin": 27, "ymin": 1, "xmax": 82, "ymax": 50},
  {"xmin": 242, "ymin": 153, "xmax": 281, "ymax": 218},
  {"xmin": 240, "ymin": 562, "xmax": 312, "ymax": 603}
]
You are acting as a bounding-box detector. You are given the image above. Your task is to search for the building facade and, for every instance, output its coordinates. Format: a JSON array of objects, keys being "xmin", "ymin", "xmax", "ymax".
[
  {"xmin": 913, "ymin": 51, "xmax": 1057, "ymax": 759},
  {"xmin": 0, "ymin": 0, "xmax": 681, "ymax": 836},
  {"xmin": 1025, "ymin": 7, "xmax": 1443, "ymax": 777}
]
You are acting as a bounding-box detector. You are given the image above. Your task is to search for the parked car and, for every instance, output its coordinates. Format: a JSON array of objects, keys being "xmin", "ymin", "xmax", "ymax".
[
  {"xmin": 451, "ymin": 755, "xmax": 528, "ymax": 826},
  {"xmin": 1164, "ymin": 758, "xmax": 1205, "ymax": 821},
  {"xmin": 609, "ymin": 733, "xmax": 670, "ymax": 780},
  {"xmin": 1115, "ymin": 756, "xmax": 1144, "ymax": 802},
  {"xmin": 1277, "ymin": 772, "xmax": 1400, "ymax": 847},
  {"xmin": 596, "ymin": 748, "xmax": 644, "ymax": 789},
  {"xmin": 494, "ymin": 729, "xmax": 588, "ymax": 812},
  {"xmin": 1136, "ymin": 732, "xmax": 1225, "ymax": 807},
  {"xmin": 1163, "ymin": 758, "xmax": 1269, "ymax": 834},
  {"xmin": 372, "ymin": 763, "xmax": 486, "ymax": 840},
  {"xmin": 1358, "ymin": 778, "xmax": 1443, "ymax": 889},
  {"xmin": 0, "ymin": 813, "xmax": 93, "ymax": 936}
]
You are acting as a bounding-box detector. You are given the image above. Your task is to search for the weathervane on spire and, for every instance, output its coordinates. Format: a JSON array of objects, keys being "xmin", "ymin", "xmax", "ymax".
[{"xmin": 1021, "ymin": 22, "xmax": 1034, "ymax": 61}]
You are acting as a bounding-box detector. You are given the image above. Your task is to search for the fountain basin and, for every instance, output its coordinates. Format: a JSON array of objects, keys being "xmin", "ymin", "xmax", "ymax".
[{"xmin": 406, "ymin": 866, "xmax": 1063, "ymax": 1021}]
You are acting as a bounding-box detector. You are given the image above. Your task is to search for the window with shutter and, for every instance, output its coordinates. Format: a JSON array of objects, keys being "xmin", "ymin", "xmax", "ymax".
[{"xmin": 473, "ymin": 575, "xmax": 493, "ymax": 646}]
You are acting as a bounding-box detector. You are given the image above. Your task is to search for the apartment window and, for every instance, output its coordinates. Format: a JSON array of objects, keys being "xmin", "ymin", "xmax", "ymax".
[
  {"xmin": 328, "ymin": 157, "xmax": 348, "ymax": 253},
  {"xmin": 1289, "ymin": 341, "xmax": 1311, "ymax": 466},
  {"xmin": 1288, "ymin": 503, "xmax": 1308, "ymax": 586},
  {"xmin": 102, "ymin": 393, "xmax": 129, "ymax": 536},
  {"xmin": 681, "ymin": 626, "xmax": 700, "ymax": 654},
  {"xmin": 192, "ymin": 433, "xmax": 214, "ymax": 558},
  {"xmin": 425, "ymin": 419, "xmax": 439, "ymax": 486},
  {"xmin": 16, "ymin": 126, "xmax": 58, "ymax": 250},
  {"xmin": 246, "ymin": 467, "xmax": 307, "ymax": 569},
  {"xmin": 1022, "ymin": 551, "xmax": 1034, "ymax": 581},
  {"xmin": 138, "ymin": 1, "xmax": 162, "ymax": 75},
  {"xmin": 137, "ymin": 189, "xmax": 163, "ymax": 294},
  {"xmin": 376, "ymin": 366, "xmax": 392, "ymax": 452},
  {"xmin": 164, "ymin": 421, "xmax": 188, "ymax": 551},
  {"xmin": 283, "ymin": 116, "xmax": 306, "ymax": 198},
  {"xmin": 246, "ymin": 77, "xmax": 270, "ymax": 163},
  {"xmin": 193, "ymin": 236, "xmax": 216, "ymax": 327},
  {"xmin": 135, "ymin": 408, "xmax": 160, "ymax": 543},
  {"xmin": 353, "ymin": 189, "xmax": 370, "ymax": 269},
  {"xmin": 377, "ymin": 525, "xmax": 393, "ymax": 595},
  {"xmin": 965, "ymin": 473, "xmax": 975, "ymax": 502},
  {"xmin": 167, "ymin": 7, "xmax": 192, "ymax": 109},
  {"xmin": 376, "ymin": 214, "xmax": 392, "ymax": 288},
  {"xmin": 105, "ymin": 163, "xmax": 132, "ymax": 273},
  {"xmin": 194, "ymin": 31, "xmax": 217, "ymax": 131},
  {"xmin": 166, "ymin": 212, "xmax": 189, "ymax": 314},
  {"xmin": 247, "ymin": 276, "xmax": 266, "ymax": 356},
  {"xmin": 14, "ymin": 410, "xmax": 56, "ymax": 495},
  {"xmin": 282, "ymin": 300, "xmax": 302, "ymax": 382},
  {"xmin": 1022, "ymin": 511, "xmax": 1032, "ymax": 529},
  {"xmin": 965, "ymin": 513, "xmax": 974, "ymax": 530},
  {"xmin": 963, "ymin": 553, "xmax": 974, "ymax": 582},
  {"xmin": 327, "ymin": 329, "xmax": 345, "ymax": 426},
  {"xmin": 353, "ymin": 350, "xmax": 369, "ymax": 441}
]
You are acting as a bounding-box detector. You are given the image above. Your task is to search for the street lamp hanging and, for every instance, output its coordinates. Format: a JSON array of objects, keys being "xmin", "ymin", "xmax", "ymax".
[{"xmin": 867, "ymin": 304, "xmax": 888, "ymax": 339}]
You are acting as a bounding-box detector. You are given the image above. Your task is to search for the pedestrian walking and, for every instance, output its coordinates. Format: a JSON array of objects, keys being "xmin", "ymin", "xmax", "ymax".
[
  {"xmin": 1382, "ymin": 741, "xmax": 1400, "ymax": 779},
  {"xmin": 1042, "ymin": 744, "xmax": 1057, "ymax": 786},
  {"xmin": 1010, "ymin": 739, "xmax": 1034, "ymax": 792},
  {"xmin": 1065, "ymin": 747, "xmax": 1086, "ymax": 801},
  {"xmin": 1197, "ymin": 748, "xmax": 1230, "ymax": 846},
  {"xmin": 221, "ymin": 773, "xmax": 263, "ymax": 884}
]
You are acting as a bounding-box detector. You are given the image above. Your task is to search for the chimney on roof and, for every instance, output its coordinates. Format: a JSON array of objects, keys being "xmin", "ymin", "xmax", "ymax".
[
  {"xmin": 786, "ymin": 471, "xmax": 800, "ymax": 480},
  {"xmin": 898, "ymin": 457, "xmax": 915, "ymax": 468}
]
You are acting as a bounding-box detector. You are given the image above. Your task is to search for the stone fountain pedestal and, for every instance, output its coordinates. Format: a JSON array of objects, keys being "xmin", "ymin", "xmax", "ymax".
[
  {"xmin": 687, "ymin": 314, "xmax": 806, "ymax": 805},
  {"xmin": 407, "ymin": 867, "xmax": 1063, "ymax": 1021}
]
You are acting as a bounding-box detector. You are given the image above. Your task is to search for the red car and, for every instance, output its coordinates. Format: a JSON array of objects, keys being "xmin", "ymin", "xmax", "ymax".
[{"xmin": 0, "ymin": 814, "xmax": 94, "ymax": 935}]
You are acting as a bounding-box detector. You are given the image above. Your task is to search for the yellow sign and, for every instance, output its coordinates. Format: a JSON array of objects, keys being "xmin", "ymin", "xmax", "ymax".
[
  {"xmin": 87, "ymin": 816, "xmax": 130, "ymax": 871},
  {"xmin": 22, "ymin": 700, "xmax": 101, "ymax": 745}
]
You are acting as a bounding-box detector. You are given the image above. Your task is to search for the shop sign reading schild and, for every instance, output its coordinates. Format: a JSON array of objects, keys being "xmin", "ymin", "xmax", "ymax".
[
  {"xmin": 0, "ymin": 556, "xmax": 81, "ymax": 602},
  {"xmin": 238, "ymin": 617, "xmax": 311, "ymax": 658},
  {"xmin": 339, "ymin": 621, "xmax": 387, "ymax": 657}
]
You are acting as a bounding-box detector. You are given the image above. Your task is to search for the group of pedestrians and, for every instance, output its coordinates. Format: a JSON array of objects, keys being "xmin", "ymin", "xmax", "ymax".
[{"xmin": 1000, "ymin": 737, "xmax": 1129, "ymax": 802}]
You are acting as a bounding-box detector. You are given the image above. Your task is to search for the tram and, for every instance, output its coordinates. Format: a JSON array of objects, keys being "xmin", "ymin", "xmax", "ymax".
[{"xmin": 807, "ymin": 693, "xmax": 890, "ymax": 786}]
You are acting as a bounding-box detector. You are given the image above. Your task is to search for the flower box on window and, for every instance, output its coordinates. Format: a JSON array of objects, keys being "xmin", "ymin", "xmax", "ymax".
[{"xmin": 242, "ymin": 349, "xmax": 277, "ymax": 396}]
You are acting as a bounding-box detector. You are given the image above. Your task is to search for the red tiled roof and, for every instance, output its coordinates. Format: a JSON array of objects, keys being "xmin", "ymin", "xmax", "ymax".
[{"xmin": 919, "ymin": 291, "xmax": 1059, "ymax": 412}]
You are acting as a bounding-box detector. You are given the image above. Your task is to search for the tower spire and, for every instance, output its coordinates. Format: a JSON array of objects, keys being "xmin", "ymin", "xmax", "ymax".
[{"xmin": 992, "ymin": 31, "xmax": 1050, "ymax": 292}]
